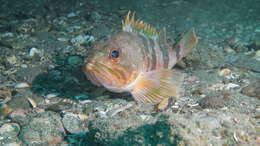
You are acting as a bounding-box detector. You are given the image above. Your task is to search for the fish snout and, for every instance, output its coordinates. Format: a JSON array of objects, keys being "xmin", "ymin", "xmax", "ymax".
[
  {"xmin": 86, "ymin": 62, "xmax": 94, "ymax": 71},
  {"xmin": 85, "ymin": 58, "xmax": 97, "ymax": 71}
]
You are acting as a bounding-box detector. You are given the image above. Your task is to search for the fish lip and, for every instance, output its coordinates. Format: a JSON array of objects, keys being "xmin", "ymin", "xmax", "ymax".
[
  {"xmin": 86, "ymin": 62, "xmax": 95, "ymax": 70},
  {"xmin": 84, "ymin": 62, "xmax": 101, "ymax": 86},
  {"xmin": 85, "ymin": 62, "xmax": 114, "ymax": 87},
  {"xmin": 85, "ymin": 61, "xmax": 127, "ymax": 89}
]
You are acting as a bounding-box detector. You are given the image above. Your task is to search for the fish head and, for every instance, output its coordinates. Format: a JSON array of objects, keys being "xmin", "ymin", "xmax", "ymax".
[{"xmin": 84, "ymin": 31, "xmax": 144, "ymax": 92}]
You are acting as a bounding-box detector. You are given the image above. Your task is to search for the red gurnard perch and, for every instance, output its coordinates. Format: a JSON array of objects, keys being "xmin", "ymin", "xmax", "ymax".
[{"xmin": 84, "ymin": 11, "xmax": 198, "ymax": 104}]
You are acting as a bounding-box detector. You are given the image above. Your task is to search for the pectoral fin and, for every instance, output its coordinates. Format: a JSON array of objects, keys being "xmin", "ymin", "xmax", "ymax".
[{"xmin": 130, "ymin": 69, "xmax": 184, "ymax": 104}]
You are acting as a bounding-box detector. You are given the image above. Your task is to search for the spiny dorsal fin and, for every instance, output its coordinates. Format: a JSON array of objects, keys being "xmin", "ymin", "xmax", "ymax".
[{"xmin": 122, "ymin": 11, "xmax": 158, "ymax": 38}]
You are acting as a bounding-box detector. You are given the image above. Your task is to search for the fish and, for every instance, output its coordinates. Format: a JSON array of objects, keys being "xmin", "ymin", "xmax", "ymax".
[{"xmin": 83, "ymin": 11, "xmax": 198, "ymax": 104}]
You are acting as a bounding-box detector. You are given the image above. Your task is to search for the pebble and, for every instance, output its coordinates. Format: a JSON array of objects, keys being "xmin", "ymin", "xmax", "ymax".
[
  {"xmin": 19, "ymin": 112, "xmax": 64, "ymax": 145},
  {"xmin": 0, "ymin": 104, "xmax": 12, "ymax": 117},
  {"xmin": 157, "ymin": 97, "xmax": 170, "ymax": 111},
  {"xmin": 67, "ymin": 12, "xmax": 77, "ymax": 18},
  {"xmin": 29, "ymin": 47, "xmax": 41, "ymax": 57},
  {"xmin": 248, "ymin": 40, "xmax": 260, "ymax": 51},
  {"xmin": 14, "ymin": 82, "xmax": 30, "ymax": 89},
  {"xmin": 77, "ymin": 114, "xmax": 88, "ymax": 121},
  {"xmin": 218, "ymin": 68, "xmax": 231, "ymax": 76},
  {"xmin": 223, "ymin": 46, "xmax": 235, "ymax": 53},
  {"xmin": 6, "ymin": 56, "xmax": 17, "ymax": 64},
  {"xmin": 67, "ymin": 56, "xmax": 83, "ymax": 66},
  {"xmin": 208, "ymin": 83, "xmax": 239, "ymax": 91},
  {"xmin": 9, "ymin": 109, "xmax": 28, "ymax": 125},
  {"xmin": 241, "ymin": 81, "xmax": 260, "ymax": 99},
  {"xmin": 0, "ymin": 123, "xmax": 20, "ymax": 138},
  {"xmin": 140, "ymin": 115, "xmax": 151, "ymax": 121},
  {"xmin": 255, "ymin": 50, "xmax": 260, "ymax": 57},
  {"xmin": 224, "ymin": 83, "xmax": 240, "ymax": 90},
  {"xmin": 62, "ymin": 113, "xmax": 86, "ymax": 134},
  {"xmin": 20, "ymin": 64, "xmax": 28, "ymax": 68},
  {"xmin": 2, "ymin": 32, "xmax": 14, "ymax": 38},
  {"xmin": 208, "ymin": 83, "xmax": 225, "ymax": 91},
  {"xmin": 45, "ymin": 93, "xmax": 59, "ymax": 99},
  {"xmin": 57, "ymin": 37, "xmax": 69, "ymax": 42},
  {"xmin": 199, "ymin": 92, "xmax": 231, "ymax": 108},
  {"xmin": 27, "ymin": 97, "xmax": 37, "ymax": 108}
]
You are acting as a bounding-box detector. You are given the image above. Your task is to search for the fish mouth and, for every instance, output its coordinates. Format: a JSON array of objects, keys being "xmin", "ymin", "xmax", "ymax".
[
  {"xmin": 84, "ymin": 61, "xmax": 128, "ymax": 89},
  {"xmin": 84, "ymin": 64, "xmax": 101, "ymax": 86}
]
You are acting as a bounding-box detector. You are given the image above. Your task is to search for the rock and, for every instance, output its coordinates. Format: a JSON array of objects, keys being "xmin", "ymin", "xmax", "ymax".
[
  {"xmin": 84, "ymin": 110, "xmax": 258, "ymax": 145},
  {"xmin": 0, "ymin": 89, "xmax": 11, "ymax": 104},
  {"xmin": 62, "ymin": 113, "xmax": 87, "ymax": 134},
  {"xmin": 67, "ymin": 56, "xmax": 83, "ymax": 67},
  {"xmin": 248, "ymin": 40, "xmax": 260, "ymax": 51},
  {"xmin": 223, "ymin": 45, "xmax": 235, "ymax": 53},
  {"xmin": 255, "ymin": 50, "xmax": 260, "ymax": 57},
  {"xmin": 241, "ymin": 81, "xmax": 260, "ymax": 99},
  {"xmin": 19, "ymin": 111, "xmax": 65, "ymax": 145},
  {"xmin": 16, "ymin": 19, "xmax": 38, "ymax": 34},
  {"xmin": 199, "ymin": 92, "xmax": 231, "ymax": 108},
  {"xmin": 0, "ymin": 104, "xmax": 12, "ymax": 118},
  {"xmin": 14, "ymin": 82, "xmax": 30, "ymax": 89},
  {"xmin": 44, "ymin": 102, "xmax": 74, "ymax": 113},
  {"xmin": 6, "ymin": 56, "xmax": 17, "ymax": 65},
  {"xmin": 8, "ymin": 109, "xmax": 29, "ymax": 126},
  {"xmin": 0, "ymin": 123, "xmax": 20, "ymax": 138},
  {"xmin": 0, "ymin": 122, "xmax": 22, "ymax": 146},
  {"xmin": 67, "ymin": 12, "xmax": 77, "ymax": 18}
]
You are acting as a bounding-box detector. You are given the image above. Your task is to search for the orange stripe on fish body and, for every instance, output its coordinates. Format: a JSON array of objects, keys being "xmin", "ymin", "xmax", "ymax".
[{"xmin": 84, "ymin": 11, "xmax": 198, "ymax": 104}]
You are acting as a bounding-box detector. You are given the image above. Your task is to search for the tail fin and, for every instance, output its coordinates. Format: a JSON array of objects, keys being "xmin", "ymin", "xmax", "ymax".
[{"xmin": 173, "ymin": 28, "xmax": 198, "ymax": 61}]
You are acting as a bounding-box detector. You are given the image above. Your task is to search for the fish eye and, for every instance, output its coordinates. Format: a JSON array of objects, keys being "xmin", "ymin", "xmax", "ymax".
[{"xmin": 110, "ymin": 50, "xmax": 119, "ymax": 58}]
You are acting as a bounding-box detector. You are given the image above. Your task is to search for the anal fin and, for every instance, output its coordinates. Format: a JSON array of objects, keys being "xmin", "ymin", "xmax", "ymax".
[{"xmin": 130, "ymin": 69, "xmax": 184, "ymax": 104}]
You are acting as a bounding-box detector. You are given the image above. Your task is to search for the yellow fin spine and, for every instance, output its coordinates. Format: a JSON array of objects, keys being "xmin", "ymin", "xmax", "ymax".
[{"xmin": 122, "ymin": 11, "xmax": 158, "ymax": 37}]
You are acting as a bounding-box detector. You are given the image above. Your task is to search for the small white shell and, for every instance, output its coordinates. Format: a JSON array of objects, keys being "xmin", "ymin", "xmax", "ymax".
[
  {"xmin": 208, "ymin": 83, "xmax": 225, "ymax": 91},
  {"xmin": 140, "ymin": 115, "xmax": 150, "ymax": 121},
  {"xmin": 15, "ymin": 82, "xmax": 30, "ymax": 89},
  {"xmin": 27, "ymin": 97, "xmax": 37, "ymax": 108},
  {"xmin": 77, "ymin": 114, "xmax": 88, "ymax": 121},
  {"xmin": 225, "ymin": 83, "xmax": 240, "ymax": 90},
  {"xmin": 218, "ymin": 68, "xmax": 231, "ymax": 76},
  {"xmin": 45, "ymin": 93, "xmax": 58, "ymax": 99},
  {"xmin": 29, "ymin": 47, "xmax": 41, "ymax": 57}
]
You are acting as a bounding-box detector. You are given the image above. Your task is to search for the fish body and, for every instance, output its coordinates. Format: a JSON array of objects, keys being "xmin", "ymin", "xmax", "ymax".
[{"xmin": 84, "ymin": 12, "xmax": 198, "ymax": 104}]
